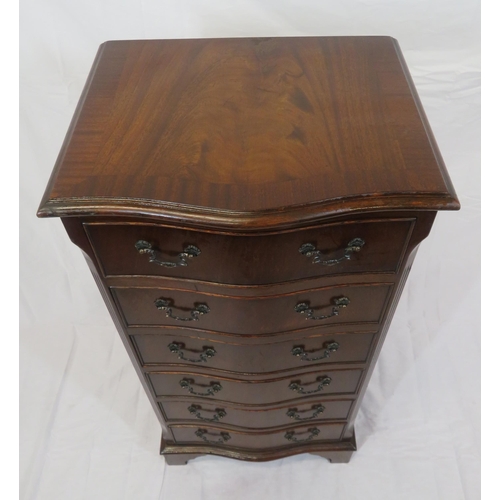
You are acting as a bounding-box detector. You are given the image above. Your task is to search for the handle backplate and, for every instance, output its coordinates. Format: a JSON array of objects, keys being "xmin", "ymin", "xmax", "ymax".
[
  {"xmin": 155, "ymin": 298, "xmax": 210, "ymax": 322},
  {"xmin": 299, "ymin": 238, "xmax": 365, "ymax": 266},
  {"xmin": 289, "ymin": 376, "xmax": 331, "ymax": 395},
  {"xmin": 169, "ymin": 342, "xmax": 216, "ymax": 363},
  {"xmin": 179, "ymin": 378, "xmax": 223, "ymax": 397},
  {"xmin": 195, "ymin": 429, "xmax": 231, "ymax": 445},
  {"xmin": 286, "ymin": 405, "xmax": 325, "ymax": 421},
  {"xmin": 284, "ymin": 427, "xmax": 320, "ymax": 443},
  {"xmin": 135, "ymin": 240, "xmax": 200, "ymax": 268},
  {"xmin": 291, "ymin": 341, "xmax": 340, "ymax": 361},
  {"xmin": 295, "ymin": 297, "xmax": 349, "ymax": 321},
  {"xmin": 188, "ymin": 405, "xmax": 227, "ymax": 423}
]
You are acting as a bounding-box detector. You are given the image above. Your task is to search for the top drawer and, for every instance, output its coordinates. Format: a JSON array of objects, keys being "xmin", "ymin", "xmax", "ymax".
[{"xmin": 85, "ymin": 218, "xmax": 414, "ymax": 285}]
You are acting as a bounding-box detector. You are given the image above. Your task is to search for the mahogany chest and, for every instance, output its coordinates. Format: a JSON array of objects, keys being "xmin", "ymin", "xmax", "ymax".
[{"xmin": 37, "ymin": 36, "xmax": 459, "ymax": 464}]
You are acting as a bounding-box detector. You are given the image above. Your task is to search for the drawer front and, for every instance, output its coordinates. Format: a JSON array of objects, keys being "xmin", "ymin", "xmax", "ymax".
[
  {"xmin": 86, "ymin": 219, "xmax": 413, "ymax": 285},
  {"xmin": 133, "ymin": 331, "xmax": 375, "ymax": 373},
  {"xmin": 114, "ymin": 284, "xmax": 391, "ymax": 334},
  {"xmin": 169, "ymin": 422, "xmax": 345, "ymax": 449},
  {"xmin": 149, "ymin": 369, "xmax": 363, "ymax": 404},
  {"xmin": 160, "ymin": 398, "xmax": 353, "ymax": 428}
]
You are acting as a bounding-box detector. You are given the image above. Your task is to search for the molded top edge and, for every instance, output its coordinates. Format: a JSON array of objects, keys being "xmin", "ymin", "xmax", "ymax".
[
  {"xmin": 37, "ymin": 36, "xmax": 460, "ymax": 230},
  {"xmin": 37, "ymin": 192, "xmax": 460, "ymax": 231}
]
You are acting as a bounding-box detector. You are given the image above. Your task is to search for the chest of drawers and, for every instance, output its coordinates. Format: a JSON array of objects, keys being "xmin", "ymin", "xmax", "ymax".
[{"xmin": 37, "ymin": 36, "xmax": 459, "ymax": 464}]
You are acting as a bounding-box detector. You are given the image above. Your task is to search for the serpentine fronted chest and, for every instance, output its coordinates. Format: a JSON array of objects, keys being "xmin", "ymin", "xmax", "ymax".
[{"xmin": 38, "ymin": 36, "xmax": 459, "ymax": 464}]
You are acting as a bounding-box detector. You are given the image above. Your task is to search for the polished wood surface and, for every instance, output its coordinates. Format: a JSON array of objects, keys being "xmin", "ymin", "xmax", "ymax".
[
  {"xmin": 38, "ymin": 37, "xmax": 458, "ymax": 229},
  {"xmin": 160, "ymin": 397, "xmax": 353, "ymax": 429},
  {"xmin": 38, "ymin": 36, "xmax": 460, "ymax": 464},
  {"xmin": 159, "ymin": 435, "xmax": 356, "ymax": 464},
  {"xmin": 132, "ymin": 330, "xmax": 375, "ymax": 373},
  {"xmin": 112, "ymin": 282, "xmax": 392, "ymax": 334},
  {"xmin": 148, "ymin": 368, "xmax": 363, "ymax": 404},
  {"xmin": 169, "ymin": 422, "xmax": 345, "ymax": 449},
  {"xmin": 85, "ymin": 218, "xmax": 413, "ymax": 284}
]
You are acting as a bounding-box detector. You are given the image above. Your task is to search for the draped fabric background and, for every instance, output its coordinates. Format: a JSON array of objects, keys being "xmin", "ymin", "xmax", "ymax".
[{"xmin": 20, "ymin": 1, "xmax": 480, "ymax": 499}]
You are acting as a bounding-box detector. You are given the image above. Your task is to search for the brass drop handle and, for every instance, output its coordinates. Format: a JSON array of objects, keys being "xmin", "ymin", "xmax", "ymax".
[
  {"xmin": 179, "ymin": 378, "xmax": 223, "ymax": 397},
  {"xmin": 169, "ymin": 342, "xmax": 216, "ymax": 363},
  {"xmin": 291, "ymin": 341, "xmax": 340, "ymax": 361},
  {"xmin": 299, "ymin": 238, "xmax": 365, "ymax": 266},
  {"xmin": 286, "ymin": 405, "xmax": 325, "ymax": 421},
  {"xmin": 288, "ymin": 376, "xmax": 331, "ymax": 395},
  {"xmin": 135, "ymin": 240, "xmax": 201, "ymax": 268},
  {"xmin": 188, "ymin": 405, "xmax": 227, "ymax": 423},
  {"xmin": 295, "ymin": 297, "xmax": 349, "ymax": 320},
  {"xmin": 195, "ymin": 429, "xmax": 231, "ymax": 445},
  {"xmin": 284, "ymin": 427, "xmax": 320, "ymax": 443},
  {"xmin": 155, "ymin": 298, "xmax": 210, "ymax": 322}
]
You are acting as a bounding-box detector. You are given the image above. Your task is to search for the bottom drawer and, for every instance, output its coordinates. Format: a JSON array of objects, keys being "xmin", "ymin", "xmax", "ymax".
[
  {"xmin": 160, "ymin": 398, "xmax": 353, "ymax": 428},
  {"xmin": 170, "ymin": 422, "xmax": 345, "ymax": 449}
]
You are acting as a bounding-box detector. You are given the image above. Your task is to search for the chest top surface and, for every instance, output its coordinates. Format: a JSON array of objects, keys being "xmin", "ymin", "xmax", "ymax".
[{"xmin": 38, "ymin": 36, "xmax": 459, "ymax": 229}]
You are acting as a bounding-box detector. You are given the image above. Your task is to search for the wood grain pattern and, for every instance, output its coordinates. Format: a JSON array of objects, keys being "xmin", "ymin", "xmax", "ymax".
[
  {"xmin": 84, "ymin": 218, "xmax": 413, "ymax": 284},
  {"xmin": 148, "ymin": 368, "xmax": 363, "ymax": 404},
  {"xmin": 111, "ymin": 283, "xmax": 392, "ymax": 334},
  {"xmin": 38, "ymin": 37, "xmax": 460, "ymax": 464},
  {"xmin": 160, "ymin": 431, "xmax": 356, "ymax": 465},
  {"xmin": 169, "ymin": 422, "xmax": 345, "ymax": 449},
  {"xmin": 131, "ymin": 330, "xmax": 375, "ymax": 374},
  {"xmin": 159, "ymin": 397, "xmax": 353, "ymax": 429},
  {"xmin": 38, "ymin": 37, "xmax": 459, "ymax": 230}
]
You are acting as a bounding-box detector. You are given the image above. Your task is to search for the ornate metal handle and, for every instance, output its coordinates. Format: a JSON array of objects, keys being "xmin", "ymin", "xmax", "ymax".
[
  {"xmin": 284, "ymin": 427, "xmax": 320, "ymax": 443},
  {"xmin": 289, "ymin": 376, "xmax": 331, "ymax": 394},
  {"xmin": 291, "ymin": 341, "xmax": 340, "ymax": 361},
  {"xmin": 155, "ymin": 299, "xmax": 210, "ymax": 322},
  {"xmin": 179, "ymin": 378, "xmax": 223, "ymax": 397},
  {"xmin": 168, "ymin": 342, "xmax": 216, "ymax": 363},
  {"xmin": 299, "ymin": 238, "xmax": 365, "ymax": 266},
  {"xmin": 286, "ymin": 405, "xmax": 325, "ymax": 421},
  {"xmin": 188, "ymin": 405, "xmax": 227, "ymax": 422},
  {"xmin": 294, "ymin": 297, "xmax": 349, "ymax": 320},
  {"xmin": 135, "ymin": 240, "xmax": 201, "ymax": 268},
  {"xmin": 195, "ymin": 429, "xmax": 231, "ymax": 444}
]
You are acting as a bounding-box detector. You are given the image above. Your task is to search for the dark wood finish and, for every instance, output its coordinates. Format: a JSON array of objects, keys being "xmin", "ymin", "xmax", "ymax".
[
  {"xmin": 38, "ymin": 37, "xmax": 459, "ymax": 464},
  {"xmin": 37, "ymin": 37, "xmax": 458, "ymax": 230},
  {"xmin": 160, "ymin": 433, "xmax": 356, "ymax": 465},
  {"xmin": 159, "ymin": 397, "xmax": 353, "ymax": 429},
  {"xmin": 132, "ymin": 330, "xmax": 375, "ymax": 373},
  {"xmin": 112, "ymin": 283, "xmax": 392, "ymax": 334},
  {"xmin": 148, "ymin": 368, "xmax": 363, "ymax": 404},
  {"xmin": 169, "ymin": 422, "xmax": 345, "ymax": 449},
  {"xmin": 84, "ymin": 218, "xmax": 414, "ymax": 284}
]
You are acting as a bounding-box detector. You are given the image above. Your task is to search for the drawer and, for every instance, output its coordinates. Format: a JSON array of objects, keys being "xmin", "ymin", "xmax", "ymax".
[
  {"xmin": 132, "ymin": 331, "xmax": 375, "ymax": 374},
  {"xmin": 149, "ymin": 369, "xmax": 363, "ymax": 404},
  {"xmin": 113, "ymin": 283, "xmax": 392, "ymax": 334},
  {"xmin": 169, "ymin": 422, "xmax": 345, "ymax": 449},
  {"xmin": 85, "ymin": 219, "xmax": 414, "ymax": 285},
  {"xmin": 160, "ymin": 397, "xmax": 353, "ymax": 428}
]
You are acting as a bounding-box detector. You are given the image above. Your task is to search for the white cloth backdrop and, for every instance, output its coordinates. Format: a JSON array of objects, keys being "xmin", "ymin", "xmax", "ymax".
[{"xmin": 20, "ymin": 1, "xmax": 480, "ymax": 499}]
